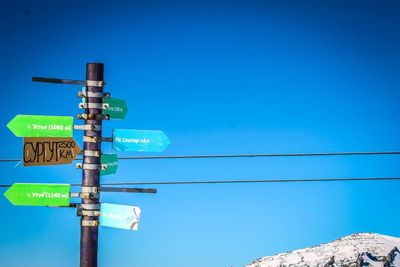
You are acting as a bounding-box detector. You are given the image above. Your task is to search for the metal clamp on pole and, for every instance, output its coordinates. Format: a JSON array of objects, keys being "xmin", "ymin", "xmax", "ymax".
[
  {"xmin": 76, "ymin": 163, "xmax": 107, "ymax": 170},
  {"xmin": 78, "ymin": 102, "xmax": 109, "ymax": 110},
  {"xmin": 83, "ymin": 150, "xmax": 101, "ymax": 157},
  {"xmin": 81, "ymin": 220, "xmax": 99, "ymax": 227},
  {"xmin": 82, "ymin": 186, "xmax": 100, "ymax": 193},
  {"xmin": 78, "ymin": 90, "xmax": 110, "ymax": 98},
  {"xmin": 83, "ymin": 136, "xmax": 112, "ymax": 143},
  {"xmin": 76, "ymin": 204, "xmax": 101, "ymax": 217},
  {"xmin": 81, "ymin": 210, "xmax": 100, "ymax": 217},
  {"xmin": 77, "ymin": 114, "xmax": 110, "ymax": 120},
  {"xmin": 71, "ymin": 192, "xmax": 100, "ymax": 199},
  {"xmin": 80, "ymin": 203, "xmax": 100, "ymax": 210},
  {"xmin": 80, "ymin": 192, "xmax": 100, "ymax": 199},
  {"xmin": 86, "ymin": 80, "xmax": 105, "ymax": 87},
  {"xmin": 83, "ymin": 136, "xmax": 100, "ymax": 143},
  {"xmin": 74, "ymin": 124, "xmax": 102, "ymax": 131}
]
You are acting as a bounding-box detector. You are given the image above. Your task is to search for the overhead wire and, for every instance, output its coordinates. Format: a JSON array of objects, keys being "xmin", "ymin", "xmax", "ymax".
[
  {"xmin": 0, "ymin": 150, "xmax": 400, "ymax": 163},
  {"xmin": 1, "ymin": 177, "xmax": 400, "ymax": 188}
]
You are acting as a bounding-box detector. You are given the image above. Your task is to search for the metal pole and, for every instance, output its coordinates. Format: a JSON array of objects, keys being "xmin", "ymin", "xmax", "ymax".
[{"xmin": 80, "ymin": 63, "xmax": 104, "ymax": 267}]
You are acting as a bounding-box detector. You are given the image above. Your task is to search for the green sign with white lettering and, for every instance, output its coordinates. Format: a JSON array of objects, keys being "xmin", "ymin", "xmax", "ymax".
[
  {"xmin": 101, "ymin": 154, "xmax": 119, "ymax": 176},
  {"xmin": 104, "ymin": 98, "xmax": 128, "ymax": 120},
  {"xmin": 7, "ymin": 115, "xmax": 73, "ymax": 137},
  {"xmin": 4, "ymin": 183, "xmax": 71, "ymax": 206}
]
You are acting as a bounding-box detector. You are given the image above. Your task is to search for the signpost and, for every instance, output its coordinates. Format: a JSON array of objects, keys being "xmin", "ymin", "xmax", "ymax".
[
  {"xmin": 4, "ymin": 183, "xmax": 71, "ymax": 206},
  {"xmin": 7, "ymin": 115, "xmax": 73, "ymax": 137},
  {"xmin": 101, "ymin": 154, "xmax": 118, "ymax": 176},
  {"xmin": 4, "ymin": 63, "xmax": 165, "ymax": 267},
  {"xmin": 113, "ymin": 129, "xmax": 170, "ymax": 152},
  {"xmin": 23, "ymin": 137, "xmax": 81, "ymax": 166},
  {"xmin": 103, "ymin": 98, "xmax": 128, "ymax": 119},
  {"xmin": 100, "ymin": 203, "xmax": 141, "ymax": 231}
]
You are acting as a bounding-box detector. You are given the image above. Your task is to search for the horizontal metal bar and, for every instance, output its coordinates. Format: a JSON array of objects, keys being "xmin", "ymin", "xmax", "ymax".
[
  {"xmin": 32, "ymin": 77, "xmax": 105, "ymax": 87},
  {"xmin": 32, "ymin": 77, "xmax": 87, "ymax": 86},
  {"xmin": 47, "ymin": 203, "xmax": 77, "ymax": 208},
  {"xmin": 100, "ymin": 187, "xmax": 157, "ymax": 194}
]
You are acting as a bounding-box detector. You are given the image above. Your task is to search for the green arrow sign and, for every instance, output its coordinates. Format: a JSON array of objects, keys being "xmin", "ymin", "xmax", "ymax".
[
  {"xmin": 4, "ymin": 183, "xmax": 70, "ymax": 206},
  {"xmin": 7, "ymin": 115, "xmax": 73, "ymax": 137},
  {"xmin": 101, "ymin": 154, "xmax": 119, "ymax": 176},
  {"xmin": 104, "ymin": 98, "xmax": 128, "ymax": 119}
]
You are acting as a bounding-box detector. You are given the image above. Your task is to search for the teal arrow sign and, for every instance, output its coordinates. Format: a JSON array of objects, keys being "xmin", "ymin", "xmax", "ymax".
[
  {"xmin": 113, "ymin": 129, "xmax": 170, "ymax": 152},
  {"xmin": 7, "ymin": 115, "xmax": 73, "ymax": 137},
  {"xmin": 101, "ymin": 154, "xmax": 119, "ymax": 176},
  {"xmin": 104, "ymin": 98, "xmax": 128, "ymax": 119},
  {"xmin": 4, "ymin": 183, "xmax": 70, "ymax": 206}
]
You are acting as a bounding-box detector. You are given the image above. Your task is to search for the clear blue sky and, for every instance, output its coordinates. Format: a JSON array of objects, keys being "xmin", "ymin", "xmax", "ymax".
[{"xmin": 0, "ymin": 1, "xmax": 399, "ymax": 266}]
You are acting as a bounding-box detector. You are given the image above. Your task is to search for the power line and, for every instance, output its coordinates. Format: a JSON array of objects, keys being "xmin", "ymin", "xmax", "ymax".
[
  {"xmin": 1, "ymin": 150, "xmax": 400, "ymax": 163},
  {"xmin": 114, "ymin": 151, "xmax": 400, "ymax": 160},
  {"xmin": 90, "ymin": 177, "xmax": 400, "ymax": 186},
  {"xmin": 0, "ymin": 177, "xmax": 399, "ymax": 188}
]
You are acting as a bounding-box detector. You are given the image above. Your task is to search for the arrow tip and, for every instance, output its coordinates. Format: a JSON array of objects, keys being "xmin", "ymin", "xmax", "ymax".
[
  {"xmin": 3, "ymin": 186, "xmax": 14, "ymax": 205},
  {"xmin": 6, "ymin": 115, "xmax": 20, "ymax": 137}
]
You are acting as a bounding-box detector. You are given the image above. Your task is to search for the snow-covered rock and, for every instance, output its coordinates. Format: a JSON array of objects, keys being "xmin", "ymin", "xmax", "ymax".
[{"xmin": 247, "ymin": 233, "xmax": 400, "ymax": 267}]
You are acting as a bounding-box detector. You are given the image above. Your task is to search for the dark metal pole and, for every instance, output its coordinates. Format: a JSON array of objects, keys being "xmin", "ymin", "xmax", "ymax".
[{"xmin": 80, "ymin": 63, "xmax": 104, "ymax": 267}]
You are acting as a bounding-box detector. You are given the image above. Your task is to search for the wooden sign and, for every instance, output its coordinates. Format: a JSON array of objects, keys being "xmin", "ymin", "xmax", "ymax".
[{"xmin": 23, "ymin": 137, "xmax": 81, "ymax": 166}]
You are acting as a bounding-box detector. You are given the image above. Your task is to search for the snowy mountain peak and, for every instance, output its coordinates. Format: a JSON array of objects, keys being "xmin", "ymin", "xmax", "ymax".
[{"xmin": 247, "ymin": 233, "xmax": 400, "ymax": 267}]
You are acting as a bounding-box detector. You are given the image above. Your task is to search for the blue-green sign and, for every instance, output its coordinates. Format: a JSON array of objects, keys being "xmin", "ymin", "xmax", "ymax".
[
  {"xmin": 101, "ymin": 154, "xmax": 118, "ymax": 176},
  {"xmin": 100, "ymin": 203, "xmax": 141, "ymax": 231},
  {"xmin": 113, "ymin": 129, "xmax": 170, "ymax": 152},
  {"xmin": 103, "ymin": 98, "xmax": 128, "ymax": 120}
]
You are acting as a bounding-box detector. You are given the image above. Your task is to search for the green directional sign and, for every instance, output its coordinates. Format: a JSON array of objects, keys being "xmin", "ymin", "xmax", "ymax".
[
  {"xmin": 7, "ymin": 115, "xmax": 73, "ymax": 137},
  {"xmin": 104, "ymin": 98, "xmax": 128, "ymax": 119},
  {"xmin": 4, "ymin": 183, "xmax": 70, "ymax": 206},
  {"xmin": 101, "ymin": 154, "xmax": 119, "ymax": 176}
]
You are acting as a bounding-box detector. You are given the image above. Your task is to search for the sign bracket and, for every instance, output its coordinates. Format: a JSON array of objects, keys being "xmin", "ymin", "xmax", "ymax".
[
  {"xmin": 78, "ymin": 102, "xmax": 109, "ymax": 110},
  {"xmin": 76, "ymin": 163, "xmax": 107, "ymax": 170},
  {"xmin": 74, "ymin": 124, "xmax": 102, "ymax": 131},
  {"xmin": 32, "ymin": 76, "xmax": 105, "ymax": 87},
  {"xmin": 70, "ymin": 192, "xmax": 99, "ymax": 199},
  {"xmin": 81, "ymin": 220, "xmax": 99, "ymax": 227},
  {"xmin": 78, "ymin": 90, "xmax": 110, "ymax": 98},
  {"xmin": 77, "ymin": 114, "xmax": 110, "ymax": 120}
]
